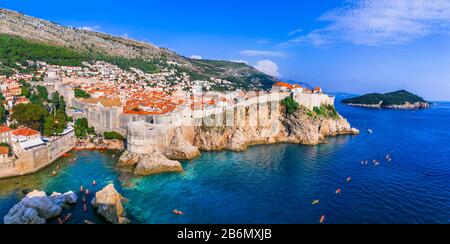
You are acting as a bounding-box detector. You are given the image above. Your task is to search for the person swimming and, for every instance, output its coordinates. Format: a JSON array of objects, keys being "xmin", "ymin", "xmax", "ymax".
[
  {"xmin": 347, "ymin": 177, "xmax": 352, "ymax": 183},
  {"xmin": 336, "ymin": 188, "xmax": 342, "ymax": 194}
]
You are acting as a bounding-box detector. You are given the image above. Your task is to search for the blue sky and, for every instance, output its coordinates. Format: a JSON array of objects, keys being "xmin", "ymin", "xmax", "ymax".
[{"xmin": 2, "ymin": 0, "xmax": 450, "ymax": 100}]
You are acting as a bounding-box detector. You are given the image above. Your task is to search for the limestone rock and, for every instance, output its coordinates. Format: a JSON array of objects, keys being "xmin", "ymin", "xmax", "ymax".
[
  {"xmin": 118, "ymin": 150, "xmax": 184, "ymax": 176},
  {"xmin": 134, "ymin": 151, "xmax": 183, "ymax": 176},
  {"xmin": 166, "ymin": 128, "xmax": 200, "ymax": 160},
  {"xmin": 3, "ymin": 190, "xmax": 77, "ymax": 224},
  {"xmin": 118, "ymin": 150, "xmax": 140, "ymax": 168},
  {"xmin": 91, "ymin": 184, "xmax": 130, "ymax": 224}
]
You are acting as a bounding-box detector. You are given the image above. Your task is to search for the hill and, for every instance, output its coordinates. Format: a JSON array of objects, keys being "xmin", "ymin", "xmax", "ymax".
[
  {"xmin": 0, "ymin": 8, "xmax": 278, "ymax": 90},
  {"xmin": 341, "ymin": 90, "xmax": 430, "ymax": 109}
]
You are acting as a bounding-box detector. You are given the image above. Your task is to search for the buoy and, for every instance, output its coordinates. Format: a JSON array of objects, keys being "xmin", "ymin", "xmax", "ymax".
[
  {"xmin": 320, "ymin": 215, "xmax": 326, "ymax": 224},
  {"xmin": 336, "ymin": 188, "xmax": 342, "ymax": 194}
]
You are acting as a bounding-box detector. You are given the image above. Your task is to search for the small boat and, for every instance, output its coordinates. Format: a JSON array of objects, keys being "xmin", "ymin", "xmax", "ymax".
[
  {"xmin": 63, "ymin": 153, "xmax": 71, "ymax": 158},
  {"xmin": 320, "ymin": 215, "xmax": 326, "ymax": 224},
  {"xmin": 173, "ymin": 209, "xmax": 185, "ymax": 215},
  {"xmin": 335, "ymin": 188, "xmax": 342, "ymax": 194},
  {"xmin": 63, "ymin": 213, "xmax": 72, "ymax": 222},
  {"xmin": 312, "ymin": 200, "xmax": 320, "ymax": 205},
  {"xmin": 84, "ymin": 220, "xmax": 95, "ymax": 225}
]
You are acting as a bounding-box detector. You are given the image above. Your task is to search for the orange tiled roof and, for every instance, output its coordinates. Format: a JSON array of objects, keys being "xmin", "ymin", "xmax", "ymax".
[
  {"xmin": 0, "ymin": 125, "xmax": 12, "ymax": 134},
  {"xmin": 12, "ymin": 127, "xmax": 40, "ymax": 137},
  {"xmin": 0, "ymin": 146, "xmax": 9, "ymax": 155},
  {"xmin": 274, "ymin": 82, "xmax": 294, "ymax": 90}
]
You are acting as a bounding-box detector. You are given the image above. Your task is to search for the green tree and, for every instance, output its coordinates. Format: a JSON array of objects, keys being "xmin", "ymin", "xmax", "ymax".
[
  {"xmin": 21, "ymin": 87, "xmax": 31, "ymax": 98},
  {"xmin": 103, "ymin": 131, "xmax": 125, "ymax": 140},
  {"xmin": 74, "ymin": 88, "xmax": 91, "ymax": 99},
  {"xmin": 36, "ymin": 86, "xmax": 49, "ymax": 102},
  {"xmin": 0, "ymin": 105, "xmax": 8, "ymax": 124},
  {"xmin": 11, "ymin": 103, "xmax": 49, "ymax": 131},
  {"xmin": 43, "ymin": 113, "xmax": 68, "ymax": 136}
]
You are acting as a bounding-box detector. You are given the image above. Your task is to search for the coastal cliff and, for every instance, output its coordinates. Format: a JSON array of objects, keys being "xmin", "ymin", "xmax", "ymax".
[
  {"xmin": 119, "ymin": 104, "xmax": 358, "ymax": 176},
  {"xmin": 194, "ymin": 106, "xmax": 358, "ymax": 152}
]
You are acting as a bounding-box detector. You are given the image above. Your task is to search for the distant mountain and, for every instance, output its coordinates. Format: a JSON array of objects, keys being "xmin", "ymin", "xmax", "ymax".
[
  {"xmin": 0, "ymin": 8, "xmax": 278, "ymax": 90},
  {"xmin": 341, "ymin": 90, "xmax": 430, "ymax": 109}
]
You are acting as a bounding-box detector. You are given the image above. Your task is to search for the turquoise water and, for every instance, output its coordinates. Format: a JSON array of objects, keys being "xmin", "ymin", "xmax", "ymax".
[{"xmin": 1, "ymin": 98, "xmax": 449, "ymax": 224}]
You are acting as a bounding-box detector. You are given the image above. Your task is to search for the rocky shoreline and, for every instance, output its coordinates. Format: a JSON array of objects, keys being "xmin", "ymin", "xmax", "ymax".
[
  {"xmin": 74, "ymin": 138, "xmax": 125, "ymax": 151},
  {"xmin": 119, "ymin": 107, "xmax": 359, "ymax": 176},
  {"xmin": 345, "ymin": 102, "xmax": 431, "ymax": 109}
]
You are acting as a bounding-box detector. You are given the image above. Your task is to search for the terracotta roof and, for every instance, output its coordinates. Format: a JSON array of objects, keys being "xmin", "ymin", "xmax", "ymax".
[
  {"xmin": 0, "ymin": 125, "xmax": 12, "ymax": 134},
  {"xmin": 273, "ymin": 82, "xmax": 294, "ymax": 90},
  {"xmin": 12, "ymin": 127, "xmax": 40, "ymax": 137},
  {"xmin": 0, "ymin": 146, "xmax": 9, "ymax": 155}
]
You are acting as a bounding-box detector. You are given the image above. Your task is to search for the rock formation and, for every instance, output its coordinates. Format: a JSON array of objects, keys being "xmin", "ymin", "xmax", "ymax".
[
  {"xmin": 3, "ymin": 190, "xmax": 77, "ymax": 224},
  {"xmin": 119, "ymin": 150, "xmax": 183, "ymax": 176},
  {"xmin": 91, "ymin": 184, "xmax": 130, "ymax": 224},
  {"xmin": 166, "ymin": 128, "xmax": 201, "ymax": 160},
  {"xmin": 194, "ymin": 107, "xmax": 359, "ymax": 151}
]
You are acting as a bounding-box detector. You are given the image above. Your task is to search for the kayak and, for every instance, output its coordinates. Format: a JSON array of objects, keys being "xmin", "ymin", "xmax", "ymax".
[
  {"xmin": 320, "ymin": 215, "xmax": 326, "ymax": 224},
  {"xmin": 173, "ymin": 209, "xmax": 184, "ymax": 215}
]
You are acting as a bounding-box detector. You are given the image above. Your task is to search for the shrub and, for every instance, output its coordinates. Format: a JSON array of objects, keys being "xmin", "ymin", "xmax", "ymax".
[
  {"xmin": 281, "ymin": 97, "xmax": 300, "ymax": 115},
  {"xmin": 103, "ymin": 131, "xmax": 125, "ymax": 141}
]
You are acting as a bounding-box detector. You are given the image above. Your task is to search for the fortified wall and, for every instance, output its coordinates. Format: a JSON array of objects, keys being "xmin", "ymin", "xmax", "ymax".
[
  {"xmin": 126, "ymin": 92, "xmax": 335, "ymax": 155},
  {"xmin": 0, "ymin": 131, "xmax": 76, "ymax": 179}
]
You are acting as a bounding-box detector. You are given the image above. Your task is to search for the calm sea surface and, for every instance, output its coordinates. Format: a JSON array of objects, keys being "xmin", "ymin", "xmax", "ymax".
[{"xmin": 1, "ymin": 97, "xmax": 449, "ymax": 224}]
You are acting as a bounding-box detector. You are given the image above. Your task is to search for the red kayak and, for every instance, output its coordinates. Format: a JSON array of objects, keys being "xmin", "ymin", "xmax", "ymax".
[{"xmin": 173, "ymin": 209, "xmax": 185, "ymax": 215}]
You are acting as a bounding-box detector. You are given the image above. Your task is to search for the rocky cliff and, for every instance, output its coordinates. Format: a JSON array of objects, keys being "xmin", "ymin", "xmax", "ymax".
[
  {"xmin": 119, "ymin": 105, "xmax": 359, "ymax": 176},
  {"xmin": 194, "ymin": 106, "xmax": 358, "ymax": 152}
]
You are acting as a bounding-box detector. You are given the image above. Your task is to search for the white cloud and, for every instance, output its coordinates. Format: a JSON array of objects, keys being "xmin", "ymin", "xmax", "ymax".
[
  {"xmin": 288, "ymin": 28, "xmax": 303, "ymax": 36},
  {"xmin": 240, "ymin": 50, "xmax": 286, "ymax": 58},
  {"xmin": 230, "ymin": 60, "xmax": 249, "ymax": 65},
  {"xmin": 79, "ymin": 25, "xmax": 101, "ymax": 32},
  {"xmin": 254, "ymin": 60, "xmax": 280, "ymax": 77},
  {"xmin": 284, "ymin": 0, "xmax": 450, "ymax": 47},
  {"xmin": 190, "ymin": 55, "xmax": 203, "ymax": 60}
]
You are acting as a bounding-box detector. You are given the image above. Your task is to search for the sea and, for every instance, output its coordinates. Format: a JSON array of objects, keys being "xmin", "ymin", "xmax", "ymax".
[{"xmin": 0, "ymin": 95, "xmax": 449, "ymax": 224}]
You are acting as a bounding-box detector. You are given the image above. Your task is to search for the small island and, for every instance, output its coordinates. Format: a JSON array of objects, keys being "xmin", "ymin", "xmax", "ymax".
[{"xmin": 341, "ymin": 90, "xmax": 431, "ymax": 109}]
